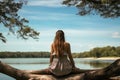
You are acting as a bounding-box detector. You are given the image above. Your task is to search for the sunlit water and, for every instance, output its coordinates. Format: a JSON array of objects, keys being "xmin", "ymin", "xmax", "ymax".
[{"xmin": 0, "ymin": 58, "xmax": 114, "ymax": 80}]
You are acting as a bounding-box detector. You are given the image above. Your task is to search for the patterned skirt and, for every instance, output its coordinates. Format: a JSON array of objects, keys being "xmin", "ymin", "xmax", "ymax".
[{"xmin": 49, "ymin": 56, "xmax": 72, "ymax": 76}]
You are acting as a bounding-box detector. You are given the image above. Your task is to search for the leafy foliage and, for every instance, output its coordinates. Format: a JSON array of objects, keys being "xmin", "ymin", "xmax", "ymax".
[
  {"xmin": 0, "ymin": 33, "xmax": 6, "ymax": 43},
  {"xmin": 0, "ymin": 0, "xmax": 39, "ymax": 42},
  {"xmin": 0, "ymin": 52, "xmax": 50, "ymax": 58},
  {"xmin": 63, "ymin": 0, "xmax": 120, "ymax": 18},
  {"xmin": 72, "ymin": 46, "xmax": 120, "ymax": 58}
]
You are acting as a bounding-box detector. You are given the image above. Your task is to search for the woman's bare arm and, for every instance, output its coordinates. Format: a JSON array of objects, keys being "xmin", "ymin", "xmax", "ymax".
[
  {"xmin": 66, "ymin": 43, "xmax": 75, "ymax": 68},
  {"xmin": 50, "ymin": 44, "xmax": 54, "ymax": 65}
]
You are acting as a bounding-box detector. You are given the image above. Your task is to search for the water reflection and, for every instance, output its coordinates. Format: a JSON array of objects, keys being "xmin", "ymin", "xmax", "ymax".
[
  {"xmin": 74, "ymin": 58, "xmax": 114, "ymax": 69},
  {"xmin": 85, "ymin": 61, "xmax": 111, "ymax": 68}
]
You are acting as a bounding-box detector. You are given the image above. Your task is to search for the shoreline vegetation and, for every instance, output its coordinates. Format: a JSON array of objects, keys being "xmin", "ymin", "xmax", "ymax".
[
  {"xmin": 83, "ymin": 57, "xmax": 120, "ymax": 60},
  {"xmin": 0, "ymin": 46, "xmax": 120, "ymax": 58}
]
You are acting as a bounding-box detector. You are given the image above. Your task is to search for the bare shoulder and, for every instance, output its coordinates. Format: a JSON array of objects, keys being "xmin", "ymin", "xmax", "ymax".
[
  {"xmin": 51, "ymin": 43, "xmax": 54, "ymax": 48},
  {"xmin": 64, "ymin": 42, "xmax": 70, "ymax": 47},
  {"xmin": 50, "ymin": 43, "xmax": 54, "ymax": 53},
  {"xmin": 64, "ymin": 42, "xmax": 71, "ymax": 53}
]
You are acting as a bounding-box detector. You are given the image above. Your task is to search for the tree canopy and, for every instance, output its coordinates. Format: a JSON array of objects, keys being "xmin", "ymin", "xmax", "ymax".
[
  {"xmin": 0, "ymin": 0, "xmax": 39, "ymax": 43},
  {"xmin": 63, "ymin": 0, "xmax": 120, "ymax": 18}
]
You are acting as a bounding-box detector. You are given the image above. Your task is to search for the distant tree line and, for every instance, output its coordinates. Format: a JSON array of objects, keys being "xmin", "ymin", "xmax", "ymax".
[
  {"xmin": 0, "ymin": 46, "xmax": 120, "ymax": 58},
  {"xmin": 72, "ymin": 46, "xmax": 120, "ymax": 58},
  {"xmin": 0, "ymin": 52, "xmax": 50, "ymax": 58}
]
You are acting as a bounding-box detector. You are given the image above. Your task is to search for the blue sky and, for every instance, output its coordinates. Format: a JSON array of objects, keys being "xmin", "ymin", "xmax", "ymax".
[{"xmin": 0, "ymin": 0, "xmax": 120, "ymax": 52}]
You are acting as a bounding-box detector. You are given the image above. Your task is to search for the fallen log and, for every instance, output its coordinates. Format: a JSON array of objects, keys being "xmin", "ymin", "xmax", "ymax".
[{"xmin": 0, "ymin": 59, "xmax": 120, "ymax": 80}]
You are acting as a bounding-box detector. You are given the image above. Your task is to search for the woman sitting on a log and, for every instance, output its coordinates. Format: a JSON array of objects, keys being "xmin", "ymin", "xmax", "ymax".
[{"xmin": 29, "ymin": 30, "xmax": 85, "ymax": 76}]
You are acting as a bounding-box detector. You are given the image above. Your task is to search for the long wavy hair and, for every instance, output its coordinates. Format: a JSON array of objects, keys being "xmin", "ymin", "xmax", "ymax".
[{"xmin": 53, "ymin": 30, "xmax": 65, "ymax": 57}]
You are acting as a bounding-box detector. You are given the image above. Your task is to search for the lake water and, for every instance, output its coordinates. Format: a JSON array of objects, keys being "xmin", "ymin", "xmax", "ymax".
[{"xmin": 0, "ymin": 58, "xmax": 114, "ymax": 80}]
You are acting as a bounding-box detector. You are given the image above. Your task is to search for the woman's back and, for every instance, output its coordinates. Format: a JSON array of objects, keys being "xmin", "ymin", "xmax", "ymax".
[
  {"xmin": 49, "ymin": 42, "xmax": 72, "ymax": 76},
  {"xmin": 51, "ymin": 42, "xmax": 69, "ymax": 56},
  {"xmin": 49, "ymin": 30, "xmax": 75, "ymax": 76}
]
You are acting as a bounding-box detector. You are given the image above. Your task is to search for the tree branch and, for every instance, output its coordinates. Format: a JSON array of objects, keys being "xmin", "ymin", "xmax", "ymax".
[{"xmin": 0, "ymin": 59, "xmax": 120, "ymax": 80}]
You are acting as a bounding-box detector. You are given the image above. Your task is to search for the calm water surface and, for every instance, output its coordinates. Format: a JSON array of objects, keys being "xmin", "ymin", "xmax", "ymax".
[{"xmin": 0, "ymin": 58, "xmax": 114, "ymax": 80}]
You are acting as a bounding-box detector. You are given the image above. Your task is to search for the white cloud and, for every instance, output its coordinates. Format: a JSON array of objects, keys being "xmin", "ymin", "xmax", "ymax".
[
  {"xmin": 36, "ymin": 29, "xmax": 111, "ymax": 40},
  {"xmin": 63, "ymin": 29, "xmax": 110, "ymax": 37},
  {"xmin": 25, "ymin": 13, "xmax": 73, "ymax": 21},
  {"xmin": 19, "ymin": 9, "xmax": 73, "ymax": 21},
  {"xmin": 19, "ymin": 9, "xmax": 40, "ymax": 14},
  {"xmin": 27, "ymin": 15, "xmax": 64, "ymax": 21},
  {"xmin": 1, "ymin": 29, "xmax": 118, "ymax": 52},
  {"xmin": 27, "ymin": 0, "xmax": 65, "ymax": 7},
  {"xmin": 112, "ymin": 32, "xmax": 120, "ymax": 38}
]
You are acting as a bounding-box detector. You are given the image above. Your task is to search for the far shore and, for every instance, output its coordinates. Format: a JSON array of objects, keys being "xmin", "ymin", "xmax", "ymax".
[
  {"xmin": 0, "ymin": 57, "xmax": 120, "ymax": 61},
  {"xmin": 83, "ymin": 57, "xmax": 120, "ymax": 60}
]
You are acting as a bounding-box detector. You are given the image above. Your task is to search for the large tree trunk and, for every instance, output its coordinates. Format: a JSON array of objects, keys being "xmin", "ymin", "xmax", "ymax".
[{"xmin": 0, "ymin": 59, "xmax": 120, "ymax": 80}]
